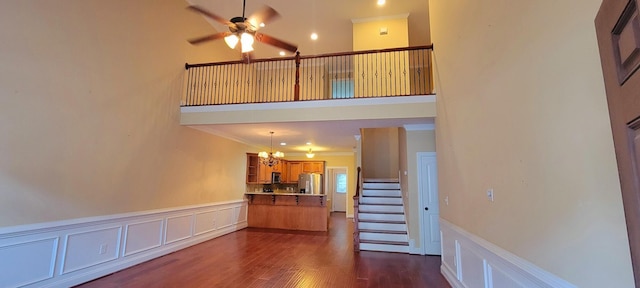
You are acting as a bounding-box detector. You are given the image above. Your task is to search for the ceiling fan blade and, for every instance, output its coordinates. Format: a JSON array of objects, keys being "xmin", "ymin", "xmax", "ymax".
[
  {"xmin": 188, "ymin": 32, "xmax": 232, "ymax": 45},
  {"xmin": 187, "ymin": 5, "xmax": 232, "ymax": 26},
  {"xmin": 247, "ymin": 5, "xmax": 280, "ymax": 28},
  {"xmin": 254, "ymin": 33, "xmax": 298, "ymax": 53}
]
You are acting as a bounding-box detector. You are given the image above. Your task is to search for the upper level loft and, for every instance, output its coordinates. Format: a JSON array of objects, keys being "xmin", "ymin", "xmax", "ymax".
[{"xmin": 181, "ymin": 45, "xmax": 436, "ymax": 126}]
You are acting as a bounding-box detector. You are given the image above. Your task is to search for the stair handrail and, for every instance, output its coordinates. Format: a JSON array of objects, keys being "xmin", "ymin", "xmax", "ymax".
[{"xmin": 353, "ymin": 166, "xmax": 362, "ymax": 252}]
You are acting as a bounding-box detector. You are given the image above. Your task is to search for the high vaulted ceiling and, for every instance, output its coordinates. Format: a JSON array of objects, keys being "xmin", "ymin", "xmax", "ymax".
[
  {"xmin": 187, "ymin": 0, "xmax": 431, "ymax": 58},
  {"xmin": 184, "ymin": 0, "xmax": 433, "ymax": 155}
]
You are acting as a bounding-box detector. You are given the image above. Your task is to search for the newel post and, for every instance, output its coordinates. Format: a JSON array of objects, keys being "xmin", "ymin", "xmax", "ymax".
[{"xmin": 294, "ymin": 51, "xmax": 300, "ymax": 101}]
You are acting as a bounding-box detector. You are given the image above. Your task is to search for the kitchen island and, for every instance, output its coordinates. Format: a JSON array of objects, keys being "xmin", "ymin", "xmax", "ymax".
[{"xmin": 245, "ymin": 192, "xmax": 328, "ymax": 232}]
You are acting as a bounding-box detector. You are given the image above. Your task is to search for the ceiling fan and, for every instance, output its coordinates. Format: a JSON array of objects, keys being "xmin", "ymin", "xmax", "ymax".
[{"xmin": 187, "ymin": 0, "xmax": 298, "ymax": 59}]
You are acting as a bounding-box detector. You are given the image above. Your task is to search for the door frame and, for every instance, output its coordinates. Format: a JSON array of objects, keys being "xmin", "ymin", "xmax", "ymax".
[
  {"xmin": 596, "ymin": 0, "xmax": 640, "ymax": 285},
  {"xmin": 417, "ymin": 152, "xmax": 440, "ymax": 255},
  {"xmin": 326, "ymin": 166, "xmax": 349, "ymax": 213}
]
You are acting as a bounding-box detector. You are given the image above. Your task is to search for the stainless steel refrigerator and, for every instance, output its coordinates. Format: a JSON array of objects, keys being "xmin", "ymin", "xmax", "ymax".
[{"xmin": 298, "ymin": 173, "xmax": 323, "ymax": 194}]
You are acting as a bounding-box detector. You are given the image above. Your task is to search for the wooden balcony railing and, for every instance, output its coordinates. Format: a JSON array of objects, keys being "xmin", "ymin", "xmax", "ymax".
[{"xmin": 182, "ymin": 45, "xmax": 433, "ymax": 106}]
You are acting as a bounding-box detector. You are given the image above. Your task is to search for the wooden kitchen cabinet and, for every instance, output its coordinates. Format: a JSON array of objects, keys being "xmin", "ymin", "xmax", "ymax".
[
  {"xmin": 287, "ymin": 162, "xmax": 303, "ymax": 183},
  {"xmin": 258, "ymin": 163, "xmax": 273, "ymax": 183},
  {"xmin": 246, "ymin": 153, "xmax": 259, "ymax": 184},
  {"xmin": 302, "ymin": 161, "xmax": 325, "ymax": 174},
  {"xmin": 286, "ymin": 161, "xmax": 324, "ymax": 183},
  {"xmin": 248, "ymin": 153, "xmax": 288, "ymax": 184},
  {"xmin": 249, "ymin": 155, "xmax": 324, "ymax": 184}
]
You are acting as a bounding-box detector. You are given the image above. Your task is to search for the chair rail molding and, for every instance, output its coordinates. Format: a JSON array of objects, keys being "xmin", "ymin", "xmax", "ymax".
[{"xmin": 440, "ymin": 219, "xmax": 576, "ymax": 288}]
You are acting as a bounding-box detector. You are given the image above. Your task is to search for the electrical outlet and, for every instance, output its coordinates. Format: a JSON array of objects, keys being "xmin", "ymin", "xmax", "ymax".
[
  {"xmin": 487, "ymin": 189, "xmax": 494, "ymax": 202},
  {"xmin": 99, "ymin": 244, "xmax": 108, "ymax": 255},
  {"xmin": 444, "ymin": 196, "xmax": 449, "ymax": 206}
]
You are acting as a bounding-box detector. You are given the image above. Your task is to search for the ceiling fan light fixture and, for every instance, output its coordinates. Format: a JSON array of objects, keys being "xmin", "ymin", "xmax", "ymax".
[
  {"xmin": 224, "ymin": 34, "xmax": 239, "ymax": 49},
  {"xmin": 240, "ymin": 32, "xmax": 254, "ymax": 52}
]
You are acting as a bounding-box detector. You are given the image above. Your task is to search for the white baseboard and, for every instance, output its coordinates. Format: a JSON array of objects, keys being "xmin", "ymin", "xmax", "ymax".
[
  {"xmin": 440, "ymin": 219, "xmax": 576, "ymax": 288},
  {"xmin": 0, "ymin": 200, "xmax": 248, "ymax": 288}
]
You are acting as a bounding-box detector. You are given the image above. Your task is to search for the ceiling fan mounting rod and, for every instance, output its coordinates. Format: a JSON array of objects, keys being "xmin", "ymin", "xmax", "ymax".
[{"xmin": 242, "ymin": 0, "xmax": 246, "ymax": 19}]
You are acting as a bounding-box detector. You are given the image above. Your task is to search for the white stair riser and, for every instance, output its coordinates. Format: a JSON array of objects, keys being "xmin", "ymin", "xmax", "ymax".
[
  {"xmin": 359, "ymin": 213, "xmax": 405, "ymax": 222},
  {"xmin": 360, "ymin": 197, "xmax": 403, "ymax": 205},
  {"xmin": 362, "ymin": 190, "xmax": 401, "ymax": 197},
  {"xmin": 359, "ymin": 222, "xmax": 407, "ymax": 231},
  {"xmin": 360, "ymin": 232, "xmax": 408, "ymax": 242},
  {"xmin": 363, "ymin": 183, "xmax": 400, "ymax": 190},
  {"xmin": 359, "ymin": 205, "xmax": 404, "ymax": 213},
  {"xmin": 360, "ymin": 243, "xmax": 409, "ymax": 253}
]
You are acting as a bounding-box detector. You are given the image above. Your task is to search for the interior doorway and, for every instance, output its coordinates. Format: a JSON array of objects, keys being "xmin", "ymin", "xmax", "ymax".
[
  {"xmin": 417, "ymin": 152, "xmax": 440, "ymax": 255},
  {"xmin": 327, "ymin": 167, "xmax": 348, "ymax": 213}
]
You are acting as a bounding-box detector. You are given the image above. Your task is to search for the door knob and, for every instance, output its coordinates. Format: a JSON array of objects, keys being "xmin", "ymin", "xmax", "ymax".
[{"xmin": 425, "ymin": 207, "xmax": 429, "ymax": 211}]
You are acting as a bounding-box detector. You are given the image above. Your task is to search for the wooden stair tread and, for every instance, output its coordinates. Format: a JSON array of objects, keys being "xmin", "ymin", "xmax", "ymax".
[
  {"xmin": 359, "ymin": 203, "xmax": 403, "ymax": 206},
  {"xmin": 360, "ymin": 239, "xmax": 409, "ymax": 246},
  {"xmin": 359, "ymin": 229, "xmax": 407, "ymax": 235},
  {"xmin": 359, "ymin": 219, "xmax": 406, "ymax": 224},
  {"xmin": 363, "ymin": 178, "xmax": 399, "ymax": 183},
  {"xmin": 358, "ymin": 211, "xmax": 404, "ymax": 215}
]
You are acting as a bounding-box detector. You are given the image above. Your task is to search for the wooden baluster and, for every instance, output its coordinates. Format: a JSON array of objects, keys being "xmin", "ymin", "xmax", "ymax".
[{"xmin": 294, "ymin": 51, "xmax": 301, "ymax": 101}]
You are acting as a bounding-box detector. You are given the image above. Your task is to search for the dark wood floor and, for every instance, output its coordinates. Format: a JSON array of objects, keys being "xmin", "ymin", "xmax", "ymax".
[{"xmin": 77, "ymin": 213, "xmax": 450, "ymax": 288}]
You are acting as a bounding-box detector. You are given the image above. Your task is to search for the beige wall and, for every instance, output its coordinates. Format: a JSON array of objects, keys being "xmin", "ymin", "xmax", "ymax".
[
  {"xmin": 280, "ymin": 154, "xmax": 356, "ymax": 215},
  {"xmin": 405, "ymin": 129, "xmax": 435, "ymax": 246},
  {"xmin": 0, "ymin": 0, "xmax": 245, "ymax": 227},
  {"xmin": 353, "ymin": 16, "xmax": 410, "ymax": 98},
  {"xmin": 353, "ymin": 17, "xmax": 409, "ymax": 51},
  {"xmin": 430, "ymin": 0, "xmax": 634, "ymax": 286},
  {"xmin": 361, "ymin": 128, "xmax": 400, "ymax": 179}
]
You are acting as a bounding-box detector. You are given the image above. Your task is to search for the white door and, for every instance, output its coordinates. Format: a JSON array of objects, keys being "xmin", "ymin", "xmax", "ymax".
[
  {"xmin": 418, "ymin": 152, "xmax": 440, "ymax": 255},
  {"xmin": 329, "ymin": 168, "xmax": 348, "ymax": 212}
]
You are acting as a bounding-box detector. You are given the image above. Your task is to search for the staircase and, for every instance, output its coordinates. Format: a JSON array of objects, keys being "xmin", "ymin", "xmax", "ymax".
[{"xmin": 357, "ymin": 179, "xmax": 409, "ymax": 253}]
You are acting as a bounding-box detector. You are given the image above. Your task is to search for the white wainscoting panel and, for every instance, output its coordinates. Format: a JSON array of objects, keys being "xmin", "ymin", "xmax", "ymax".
[
  {"xmin": 123, "ymin": 219, "xmax": 163, "ymax": 257},
  {"xmin": 165, "ymin": 214, "xmax": 193, "ymax": 244},
  {"xmin": 194, "ymin": 210, "xmax": 216, "ymax": 235},
  {"xmin": 235, "ymin": 205, "xmax": 247, "ymax": 223},
  {"xmin": 0, "ymin": 237, "xmax": 58, "ymax": 287},
  {"xmin": 61, "ymin": 227, "xmax": 121, "ymax": 274},
  {"xmin": 440, "ymin": 219, "xmax": 576, "ymax": 288},
  {"xmin": 216, "ymin": 207, "xmax": 235, "ymax": 229},
  {"xmin": 0, "ymin": 200, "xmax": 247, "ymax": 288}
]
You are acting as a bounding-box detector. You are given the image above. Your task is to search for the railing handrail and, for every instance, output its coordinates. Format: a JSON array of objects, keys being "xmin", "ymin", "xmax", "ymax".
[
  {"xmin": 299, "ymin": 44, "xmax": 433, "ymax": 60},
  {"xmin": 184, "ymin": 44, "xmax": 433, "ymax": 69},
  {"xmin": 353, "ymin": 166, "xmax": 362, "ymax": 252},
  {"xmin": 355, "ymin": 166, "xmax": 361, "ymax": 198}
]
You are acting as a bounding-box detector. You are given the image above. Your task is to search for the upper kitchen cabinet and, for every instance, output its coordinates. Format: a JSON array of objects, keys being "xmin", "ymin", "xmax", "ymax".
[
  {"xmin": 246, "ymin": 153, "xmax": 259, "ymax": 184},
  {"xmin": 285, "ymin": 161, "xmax": 325, "ymax": 183},
  {"xmin": 247, "ymin": 154, "xmax": 325, "ymax": 184},
  {"xmin": 302, "ymin": 161, "xmax": 325, "ymax": 174},
  {"xmin": 287, "ymin": 162, "xmax": 303, "ymax": 183},
  {"xmin": 247, "ymin": 153, "xmax": 288, "ymax": 184}
]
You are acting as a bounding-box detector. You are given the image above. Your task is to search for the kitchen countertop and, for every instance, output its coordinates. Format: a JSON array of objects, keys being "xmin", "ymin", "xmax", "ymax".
[{"xmin": 244, "ymin": 192, "xmax": 326, "ymax": 197}]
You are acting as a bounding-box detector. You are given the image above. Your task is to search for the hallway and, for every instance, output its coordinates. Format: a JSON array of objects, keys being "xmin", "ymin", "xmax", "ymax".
[{"xmin": 77, "ymin": 213, "xmax": 449, "ymax": 287}]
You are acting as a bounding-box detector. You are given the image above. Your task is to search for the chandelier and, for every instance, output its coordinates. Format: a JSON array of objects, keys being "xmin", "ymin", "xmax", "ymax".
[{"xmin": 258, "ymin": 131, "xmax": 284, "ymax": 167}]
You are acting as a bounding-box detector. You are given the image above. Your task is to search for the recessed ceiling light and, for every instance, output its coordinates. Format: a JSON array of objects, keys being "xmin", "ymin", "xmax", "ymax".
[
  {"xmin": 306, "ymin": 142, "xmax": 312, "ymax": 145},
  {"xmin": 377, "ymin": 0, "xmax": 385, "ymax": 6},
  {"xmin": 259, "ymin": 22, "xmax": 265, "ymax": 27},
  {"xmin": 280, "ymin": 142, "xmax": 287, "ymax": 146},
  {"xmin": 279, "ymin": 51, "xmax": 285, "ymax": 56},
  {"xmin": 310, "ymin": 33, "xmax": 318, "ymax": 40}
]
